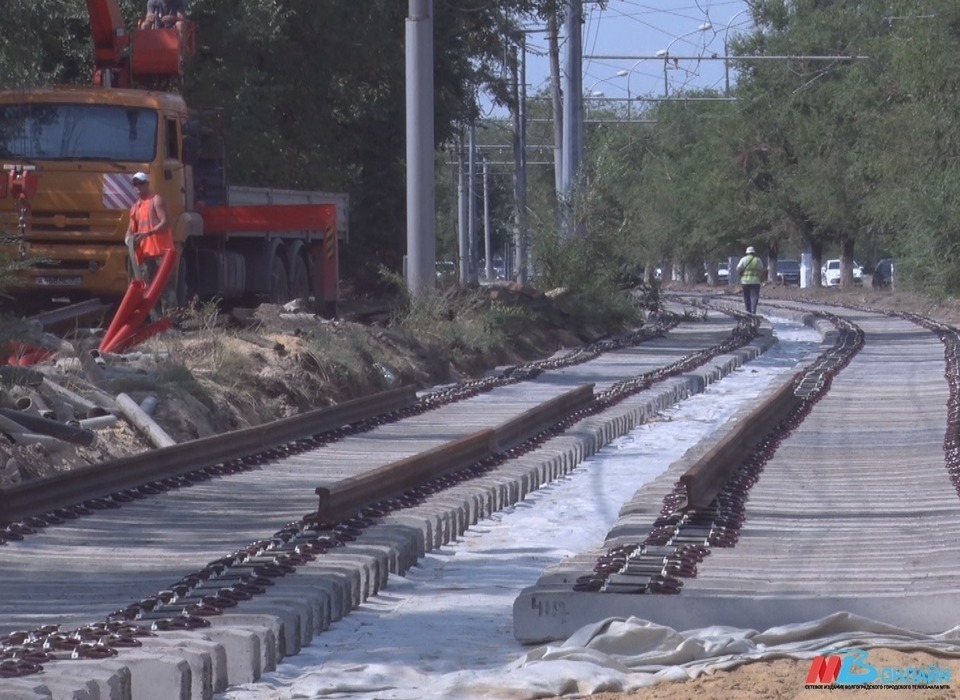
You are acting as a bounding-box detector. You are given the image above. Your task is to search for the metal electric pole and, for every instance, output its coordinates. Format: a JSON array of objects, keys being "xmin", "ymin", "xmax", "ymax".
[
  {"xmin": 405, "ymin": 0, "xmax": 435, "ymax": 295},
  {"xmin": 560, "ymin": 0, "xmax": 582, "ymax": 237}
]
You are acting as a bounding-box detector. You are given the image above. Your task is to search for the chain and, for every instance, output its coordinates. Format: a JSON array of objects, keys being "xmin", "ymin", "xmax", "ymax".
[{"xmin": 17, "ymin": 195, "xmax": 28, "ymax": 259}]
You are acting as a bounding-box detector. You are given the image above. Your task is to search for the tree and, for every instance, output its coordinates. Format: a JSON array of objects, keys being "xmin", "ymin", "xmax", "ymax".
[
  {"xmin": 0, "ymin": 0, "xmax": 142, "ymax": 86},
  {"xmin": 732, "ymin": 0, "xmax": 890, "ymax": 287},
  {"xmin": 862, "ymin": 0, "xmax": 960, "ymax": 294}
]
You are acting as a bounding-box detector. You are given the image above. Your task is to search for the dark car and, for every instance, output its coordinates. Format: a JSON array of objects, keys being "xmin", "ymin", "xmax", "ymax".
[
  {"xmin": 873, "ymin": 259, "xmax": 894, "ymax": 288},
  {"xmin": 776, "ymin": 259, "xmax": 801, "ymax": 286}
]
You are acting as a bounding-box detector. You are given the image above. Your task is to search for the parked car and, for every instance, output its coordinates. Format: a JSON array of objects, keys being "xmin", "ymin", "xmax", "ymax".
[
  {"xmin": 822, "ymin": 259, "xmax": 839, "ymax": 286},
  {"xmin": 776, "ymin": 259, "xmax": 801, "ymax": 286},
  {"xmin": 821, "ymin": 259, "xmax": 863, "ymax": 286},
  {"xmin": 873, "ymin": 258, "xmax": 895, "ymax": 288},
  {"xmin": 717, "ymin": 262, "xmax": 729, "ymax": 284},
  {"xmin": 436, "ymin": 260, "xmax": 456, "ymax": 282}
]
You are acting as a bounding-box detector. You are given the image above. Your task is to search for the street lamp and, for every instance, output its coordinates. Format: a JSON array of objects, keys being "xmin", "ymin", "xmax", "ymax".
[
  {"xmin": 723, "ymin": 9, "xmax": 753, "ymax": 95},
  {"xmin": 615, "ymin": 59, "xmax": 652, "ymax": 120},
  {"xmin": 586, "ymin": 76, "xmax": 619, "ymax": 97},
  {"xmin": 588, "ymin": 90, "xmax": 604, "ymax": 114},
  {"xmin": 657, "ymin": 22, "xmax": 712, "ymax": 97},
  {"xmin": 584, "ymin": 75, "xmax": 620, "ymax": 116}
]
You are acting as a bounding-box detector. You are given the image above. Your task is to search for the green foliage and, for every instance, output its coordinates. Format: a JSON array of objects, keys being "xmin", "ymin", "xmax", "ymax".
[
  {"xmin": 392, "ymin": 286, "xmax": 507, "ymax": 361},
  {"xmin": 532, "ymin": 223, "xmax": 642, "ymax": 330},
  {"xmin": 0, "ymin": 0, "xmax": 134, "ymax": 87},
  {"xmin": 557, "ymin": 0, "xmax": 960, "ymax": 295},
  {"xmin": 302, "ymin": 325, "xmax": 397, "ymax": 393},
  {"xmin": 0, "ymin": 313, "xmax": 33, "ymax": 355},
  {"xmin": 637, "ymin": 95, "xmax": 746, "ymax": 265}
]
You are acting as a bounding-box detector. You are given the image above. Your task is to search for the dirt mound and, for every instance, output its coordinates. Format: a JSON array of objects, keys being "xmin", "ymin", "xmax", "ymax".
[{"xmin": 0, "ymin": 285, "xmax": 611, "ymax": 482}]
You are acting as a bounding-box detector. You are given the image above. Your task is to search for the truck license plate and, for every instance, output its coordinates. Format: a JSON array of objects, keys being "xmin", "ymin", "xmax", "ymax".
[{"xmin": 36, "ymin": 276, "xmax": 82, "ymax": 287}]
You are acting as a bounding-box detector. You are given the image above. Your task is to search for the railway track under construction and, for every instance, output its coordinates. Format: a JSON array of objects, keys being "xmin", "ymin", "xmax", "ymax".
[{"xmin": 1, "ymin": 296, "xmax": 956, "ymax": 698}]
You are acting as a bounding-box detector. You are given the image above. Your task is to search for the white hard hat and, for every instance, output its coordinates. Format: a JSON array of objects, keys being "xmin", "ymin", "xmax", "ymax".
[
  {"xmin": 745, "ymin": 246, "xmax": 756, "ymax": 254},
  {"xmin": 132, "ymin": 171, "xmax": 149, "ymax": 184}
]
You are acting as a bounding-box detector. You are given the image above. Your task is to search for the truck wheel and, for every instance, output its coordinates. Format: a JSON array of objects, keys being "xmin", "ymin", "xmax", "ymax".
[
  {"xmin": 270, "ymin": 256, "xmax": 289, "ymax": 304},
  {"xmin": 289, "ymin": 256, "xmax": 311, "ymax": 304}
]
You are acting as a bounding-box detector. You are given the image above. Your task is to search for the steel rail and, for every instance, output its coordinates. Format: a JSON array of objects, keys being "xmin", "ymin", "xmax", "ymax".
[
  {"xmin": 492, "ymin": 383, "xmax": 596, "ymax": 453},
  {"xmin": 0, "ymin": 386, "xmax": 418, "ymax": 524},
  {"xmin": 315, "ymin": 430, "xmax": 497, "ymax": 524},
  {"xmin": 315, "ymin": 384, "xmax": 597, "ymax": 523},
  {"xmin": 680, "ymin": 380, "xmax": 800, "ymax": 510}
]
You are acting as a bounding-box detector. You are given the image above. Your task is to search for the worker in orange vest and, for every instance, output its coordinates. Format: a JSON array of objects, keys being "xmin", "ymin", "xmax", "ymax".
[{"xmin": 126, "ymin": 171, "xmax": 177, "ymax": 312}]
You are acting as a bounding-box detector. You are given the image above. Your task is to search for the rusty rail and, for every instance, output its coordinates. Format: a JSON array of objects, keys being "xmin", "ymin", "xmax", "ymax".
[
  {"xmin": 315, "ymin": 384, "xmax": 598, "ymax": 523},
  {"xmin": 0, "ymin": 386, "xmax": 418, "ymax": 525},
  {"xmin": 492, "ymin": 384, "xmax": 595, "ymax": 452},
  {"xmin": 679, "ymin": 379, "xmax": 801, "ymax": 511},
  {"xmin": 315, "ymin": 430, "xmax": 496, "ymax": 524}
]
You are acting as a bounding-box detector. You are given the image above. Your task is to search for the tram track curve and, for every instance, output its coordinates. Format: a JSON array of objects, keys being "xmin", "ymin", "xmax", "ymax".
[
  {"xmin": 8, "ymin": 296, "xmax": 947, "ymax": 697},
  {"xmin": 517, "ymin": 295, "xmax": 960, "ymax": 644}
]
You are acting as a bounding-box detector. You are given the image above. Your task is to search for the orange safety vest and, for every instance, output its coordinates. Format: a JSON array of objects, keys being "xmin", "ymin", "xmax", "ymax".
[{"xmin": 130, "ymin": 196, "xmax": 174, "ymax": 264}]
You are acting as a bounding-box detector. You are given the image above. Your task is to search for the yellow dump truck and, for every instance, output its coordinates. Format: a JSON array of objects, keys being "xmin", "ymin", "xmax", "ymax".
[{"xmin": 0, "ymin": 2, "xmax": 346, "ymax": 316}]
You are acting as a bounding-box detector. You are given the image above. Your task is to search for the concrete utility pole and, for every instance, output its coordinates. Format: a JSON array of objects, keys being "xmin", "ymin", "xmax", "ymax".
[
  {"xmin": 468, "ymin": 124, "xmax": 479, "ymax": 284},
  {"xmin": 561, "ymin": 0, "xmax": 582, "ymax": 237},
  {"xmin": 511, "ymin": 43, "xmax": 529, "ymax": 285},
  {"xmin": 483, "ymin": 157, "xmax": 492, "ymax": 280},
  {"xmin": 457, "ymin": 139, "xmax": 469, "ymax": 284},
  {"xmin": 405, "ymin": 0, "xmax": 435, "ymax": 295},
  {"xmin": 548, "ymin": 12, "xmax": 563, "ymax": 202}
]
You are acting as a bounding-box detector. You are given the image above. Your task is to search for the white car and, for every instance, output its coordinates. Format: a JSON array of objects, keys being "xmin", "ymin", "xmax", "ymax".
[
  {"xmin": 717, "ymin": 262, "xmax": 729, "ymax": 283},
  {"xmin": 821, "ymin": 259, "xmax": 863, "ymax": 286}
]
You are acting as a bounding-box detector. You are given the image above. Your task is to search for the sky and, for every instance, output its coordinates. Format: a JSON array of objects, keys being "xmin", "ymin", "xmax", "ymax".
[
  {"xmin": 219, "ymin": 319, "xmax": 828, "ymax": 699},
  {"xmin": 480, "ymin": 0, "xmax": 754, "ymax": 119}
]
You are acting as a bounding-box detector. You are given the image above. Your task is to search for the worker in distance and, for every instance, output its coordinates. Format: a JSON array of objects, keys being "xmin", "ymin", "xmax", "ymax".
[
  {"xmin": 736, "ymin": 245, "xmax": 765, "ymax": 315},
  {"xmin": 140, "ymin": 0, "xmax": 187, "ymax": 44}
]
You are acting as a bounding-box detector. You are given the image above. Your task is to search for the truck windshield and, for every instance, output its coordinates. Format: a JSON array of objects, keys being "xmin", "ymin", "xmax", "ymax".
[{"xmin": 0, "ymin": 104, "xmax": 158, "ymax": 162}]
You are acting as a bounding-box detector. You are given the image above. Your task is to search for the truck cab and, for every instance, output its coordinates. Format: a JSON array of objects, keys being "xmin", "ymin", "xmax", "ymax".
[{"xmin": 0, "ymin": 86, "xmax": 196, "ymax": 298}]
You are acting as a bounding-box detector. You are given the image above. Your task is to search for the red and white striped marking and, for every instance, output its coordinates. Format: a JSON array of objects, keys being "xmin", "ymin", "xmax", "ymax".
[{"xmin": 102, "ymin": 173, "xmax": 138, "ymax": 210}]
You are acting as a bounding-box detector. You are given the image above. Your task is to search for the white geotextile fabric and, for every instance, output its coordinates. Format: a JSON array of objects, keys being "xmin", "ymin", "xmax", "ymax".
[{"xmin": 423, "ymin": 612, "xmax": 960, "ymax": 699}]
